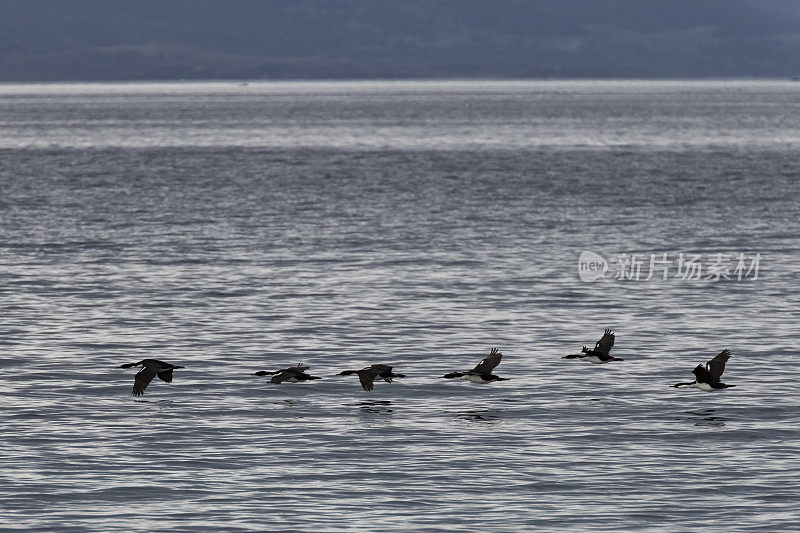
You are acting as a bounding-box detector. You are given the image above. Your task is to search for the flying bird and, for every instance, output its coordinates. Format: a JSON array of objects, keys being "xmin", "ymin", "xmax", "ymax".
[
  {"xmin": 440, "ymin": 347, "xmax": 508, "ymax": 383},
  {"xmin": 563, "ymin": 329, "xmax": 623, "ymax": 363},
  {"xmin": 253, "ymin": 364, "xmax": 321, "ymax": 384},
  {"xmin": 672, "ymin": 349, "xmax": 736, "ymax": 391},
  {"xmin": 338, "ymin": 364, "xmax": 405, "ymax": 391},
  {"xmin": 118, "ymin": 359, "xmax": 184, "ymax": 396}
]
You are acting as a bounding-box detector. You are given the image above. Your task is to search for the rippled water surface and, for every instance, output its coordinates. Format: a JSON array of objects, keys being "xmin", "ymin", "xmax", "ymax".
[{"xmin": 1, "ymin": 81, "xmax": 799, "ymax": 531}]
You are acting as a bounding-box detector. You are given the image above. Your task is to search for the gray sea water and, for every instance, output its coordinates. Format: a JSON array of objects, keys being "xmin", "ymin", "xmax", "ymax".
[{"xmin": 1, "ymin": 80, "xmax": 799, "ymax": 532}]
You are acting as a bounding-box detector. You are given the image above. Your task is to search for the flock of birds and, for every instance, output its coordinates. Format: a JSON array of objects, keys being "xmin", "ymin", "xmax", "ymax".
[{"xmin": 117, "ymin": 329, "xmax": 736, "ymax": 396}]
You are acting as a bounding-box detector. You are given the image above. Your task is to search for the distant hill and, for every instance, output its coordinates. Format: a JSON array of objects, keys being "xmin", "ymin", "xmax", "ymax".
[{"xmin": 2, "ymin": 0, "xmax": 800, "ymax": 80}]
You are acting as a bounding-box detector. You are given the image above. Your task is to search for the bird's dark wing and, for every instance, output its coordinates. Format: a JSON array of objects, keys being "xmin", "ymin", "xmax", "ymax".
[
  {"xmin": 370, "ymin": 364, "xmax": 394, "ymax": 382},
  {"xmin": 358, "ymin": 368, "xmax": 380, "ymax": 391},
  {"xmin": 472, "ymin": 348, "xmax": 502, "ymax": 373},
  {"xmin": 156, "ymin": 369, "xmax": 174, "ymax": 383},
  {"xmin": 705, "ymin": 349, "xmax": 731, "ymax": 381},
  {"xmin": 594, "ymin": 329, "xmax": 615, "ymax": 356},
  {"xmin": 692, "ymin": 364, "xmax": 715, "ymax": 384},
  {"xmin": 133, "ymin": 366, "xmax": 159, "ymax": 396},
  {"xmin": 270, "ymin": 370, "xmax": 294, "ymax": 384}
]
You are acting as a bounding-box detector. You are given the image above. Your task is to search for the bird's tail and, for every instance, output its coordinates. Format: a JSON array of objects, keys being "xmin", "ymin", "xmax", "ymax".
[
  {"xmin": 117, "ymin": 362, "xmax": 137, "ymax": 368},
  {"xmin": 253, "ymin": 371, "xmax": 277, "ymax": 376},
  {"xmin": 440, "ymin": 372, "xmax": 464, "ymax": 379},
  {"xmin": 562, "ymin": 354, "xmax": 585, "ymax": 359},
  {"xmin": 338, "ymin": 370, "xmax": 358, "ymax": 376}
]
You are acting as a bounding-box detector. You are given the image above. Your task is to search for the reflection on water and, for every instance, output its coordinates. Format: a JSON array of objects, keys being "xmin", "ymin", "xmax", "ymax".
[
  {"xmin": 684, "ymin": 408, "xmax": 727, "ymax": 427},
  {"xmin": 456, "ymin": 409, "xmax": 502, "ymax": 423},
  {"xmin": 133, "ymin": 399, "xmax": 174, "ymax": 406},
  {"xmin": 356, "ymin": 400, "xmax": 393, "ymax": 415}
]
